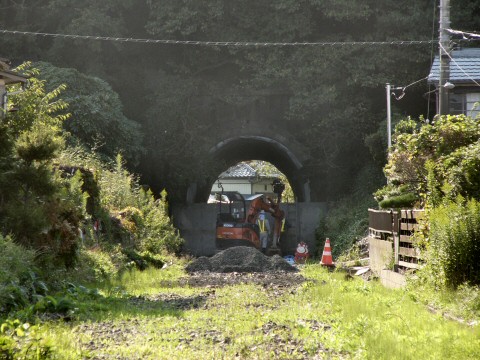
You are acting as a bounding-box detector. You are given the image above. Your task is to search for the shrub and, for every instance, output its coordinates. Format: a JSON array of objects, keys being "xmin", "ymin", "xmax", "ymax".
[
  {"xmin": 93, "ymin": 154, "xmax": 184, "ymax": 256},
  {"xmin": 419, "ymin": 198, "xmax": 480, "ymax": 288},
  {"xmin": 73, "ymin": 248, "xmax": 119, "ymax": 284},
  {"xmin": 0, "ymin": 235, "xmax": 40, "ymax": 314},
  {"xmin": 0, "ymin": 319, "xmax": 54, "ymax": 359},
  {"xmin": 316, "ymin": 164, "xmax": 382, "ymax": 258},
  {"xmin": 137, "ymin": 189, "xmax": 183, "ymax": 254},
  {"xmin": 380, "ymin": 115, "xmax": 480, "ymax": 207},
  {"xmin": 378, "ymin": 192, "xmax": 417, "ymax": 209},
  {"xmin": 0, "ymin": 235, "xmax": 36, "ymax": 285}
]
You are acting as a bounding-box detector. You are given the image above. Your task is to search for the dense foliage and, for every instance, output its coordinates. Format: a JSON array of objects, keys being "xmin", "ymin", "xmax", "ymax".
[
  {"xmin": 375, "ymin": 115, "xmax": 480, "ymax": 208},
  {"xmin": 4, "ymin": 0, "xmax": 478, "ymax": 201},
  {"xmin": 376, "ymin": 114, "xmax": 480, "ymax": 288},
  {"xmin": 0, "ymin": 64, "xmax": 82, "ymax": 267},
  {"xmin": 420, "ymin": 198, "xmax": 480, "ymax": 288},
  {"xmin": 35, "ymin": 62, "xmax": 145, "ymax": 165},
  {"xmin": 1, "ymin": 66, "xmax": 183, "ymax": 321}
]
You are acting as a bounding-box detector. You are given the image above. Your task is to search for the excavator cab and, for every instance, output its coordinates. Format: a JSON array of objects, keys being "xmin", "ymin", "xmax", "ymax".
[{"xmin": 214, "ymin": 191, "xmax": 261, "ymax": 250}]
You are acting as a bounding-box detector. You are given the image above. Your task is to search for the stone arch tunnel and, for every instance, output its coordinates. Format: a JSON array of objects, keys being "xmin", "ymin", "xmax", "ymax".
[
  {"xmin": 176, "ymin": 133, "xmax": 326, "ymax": 257},
  {"xmin": 170, "ymin": 92, "xmax": 328, "ymax": 256},
  {"xmin": 202, "ymin": 136, "xmax": 310, "ymax": 202}
]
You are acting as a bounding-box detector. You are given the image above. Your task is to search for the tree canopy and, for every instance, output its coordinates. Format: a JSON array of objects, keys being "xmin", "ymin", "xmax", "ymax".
[
  {"xmin": 2, "ymin": 0, "xmax": 480, "ymax": 202},
  {"xmin": 375, "ymin": 115, "xmax": 480, "ymax": 208},
  {"xmin": 34, "ymin": 62, "xmax": 144, "ymax": 164}
]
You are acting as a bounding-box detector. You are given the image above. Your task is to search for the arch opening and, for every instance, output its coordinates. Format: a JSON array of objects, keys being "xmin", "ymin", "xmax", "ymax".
[
  {"xmin": 209, "ymin": 160, "xmax": 295, "ymax": 204},
  {"xmin": 191, "ymin": 136, "xmax": 310, "ymax": 203}
]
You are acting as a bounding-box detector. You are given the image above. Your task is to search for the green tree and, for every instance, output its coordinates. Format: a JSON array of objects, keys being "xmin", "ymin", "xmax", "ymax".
[
  {"xmin": 35, "ymin": 62, "xmax": 144, "ymax": 165},
  {"xmin": 376, "ymin": 115, "xmax": 480, "ymax": 208},
  {"xmin": 246, "ymin": 160, "xmax": 295, "ymax": 203},
  {"xmin": 3, "ymin": 0, "xmax": 480, "ymax": 204},
  {"xmin": 0, "ymin": 64, "xmax": 85, "ymax": 266}
]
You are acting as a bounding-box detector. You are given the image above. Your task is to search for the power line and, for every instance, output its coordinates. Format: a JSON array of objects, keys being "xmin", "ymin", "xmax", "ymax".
[
  {"xmin": 389, "ymin": 76, "xmax": 428, "ymax": 101},
  {"xmin": 0, "ymin": 28, "xmax": 441, "ymax": 47},
  {"xmin": 439, "ymin": 42, "xmax": 480, "ymax": 88},
  {"xmin": 403, "ymin": 76, "xmax": 429, "ymax": 91},
  {"xmin": 447, "ymin": 28, "xmax": 480, "ymax": 39}
]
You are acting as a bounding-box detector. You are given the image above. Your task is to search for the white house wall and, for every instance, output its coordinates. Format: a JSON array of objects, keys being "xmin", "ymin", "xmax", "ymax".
[
  {"xmin": 211, "ymin": 178, "xmax": 276, "ymax": 196},
  {"xmin": 252, "ymin": 181, "xmax": 274, "ymax": 194},
  {"xmin": 211, "ymin": 179, "xmax": 252, "ymax": 195}
]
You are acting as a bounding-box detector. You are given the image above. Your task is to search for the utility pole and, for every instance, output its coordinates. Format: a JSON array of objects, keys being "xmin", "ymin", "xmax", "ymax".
[
  {"xmin": 0, "ymin": 79, "xmax": 6, "ymax": 120},
  {"xmin": 438, "ymin": 0, "xmax": 451, "ymax": 116},
  {"xmin": 386, "ymin": 84, "xmax": 403, "ymax": 149},
  {"xmin": 386, "ymin": 83, "xmax": 392, "ymax": 148}
]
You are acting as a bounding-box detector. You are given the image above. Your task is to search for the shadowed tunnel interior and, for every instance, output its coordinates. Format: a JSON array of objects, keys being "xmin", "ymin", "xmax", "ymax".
[{"xmin": 194, "ymin": 136, "xmax": 309, "ymax": 203}]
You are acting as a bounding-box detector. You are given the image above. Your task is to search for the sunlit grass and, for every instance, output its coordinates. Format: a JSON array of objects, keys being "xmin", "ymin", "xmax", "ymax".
[
  {"xmin": 32, "ymin": 264, "xmax": 480, "ymax": 359},
  {"xmin": 109, "ymin": 264, "xmax": 192, "ymax": 296}
]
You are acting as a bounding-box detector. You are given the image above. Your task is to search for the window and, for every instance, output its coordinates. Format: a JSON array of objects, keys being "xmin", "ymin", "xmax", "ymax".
[
  {"xmin": 449, "ymin": 94, "xmax": 465, "ymax": 115},
  {"xmin": 449, "ymin": 92, "xmax": 480, "ymax": 118},
  {"xmin": 466, "ymin": 93, "xmax": 480, "ymax": 119}
]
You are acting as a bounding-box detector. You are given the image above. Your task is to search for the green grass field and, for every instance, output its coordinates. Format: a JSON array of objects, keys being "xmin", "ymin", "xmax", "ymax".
[{"xmin": 11, "ymin": 265, "xmax": 480, "ymax": 359}]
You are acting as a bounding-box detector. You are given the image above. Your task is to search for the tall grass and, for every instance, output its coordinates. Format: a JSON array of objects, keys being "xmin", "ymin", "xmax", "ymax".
[
  {"xmin": 418, "ymin": 198, "xmax": 480, "ymax": 288},
  {"xmin": 27, "ymin": 265, "xmax": 480, "ymax": 359}
]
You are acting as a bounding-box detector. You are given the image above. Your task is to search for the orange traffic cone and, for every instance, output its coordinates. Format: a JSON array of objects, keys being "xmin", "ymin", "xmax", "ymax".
[{"xmin": 320, "ymin": 238, "xmax": 335, "ymax": 267}]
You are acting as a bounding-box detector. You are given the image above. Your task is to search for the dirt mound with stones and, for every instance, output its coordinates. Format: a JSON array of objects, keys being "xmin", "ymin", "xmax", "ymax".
[{"xmin": 186, "ymin": 246, "xmax": 298, "ymax": 273}]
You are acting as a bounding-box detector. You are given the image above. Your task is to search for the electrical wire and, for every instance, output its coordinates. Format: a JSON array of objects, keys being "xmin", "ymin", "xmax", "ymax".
[
  {"xmin": 403, "ymin": 76, "xmax": 429, "ymax": 91},
  {"xmin": 0, "ymin": 28, "xmax": 440, "ymax": 47},
  {"xmin": 390, "ymin": 76, "xmax": 428, "ymax": 101},
  {"xmin": 439, "ymin": 42, "xmax": 480, "ymax": 88},
  {"xmin": 447, "ymin": 28, "xmax": 480, "ymax": 39}
]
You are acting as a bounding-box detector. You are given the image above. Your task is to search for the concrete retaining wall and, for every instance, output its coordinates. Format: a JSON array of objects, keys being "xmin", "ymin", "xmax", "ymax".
[
  {"xmin": 369, "ymin": 237, "xmax": 407, "ymax": 288},
  {"xmin": 369, "ymin": 238, "xmax": 394, "ymax": 274},
  {"xmin": 379, "ymin": 269, "xmax": 407, "ymax": 289},
  {"xmin": 173, "ymin": 202, "xmax": 327, "ymax": 257}
]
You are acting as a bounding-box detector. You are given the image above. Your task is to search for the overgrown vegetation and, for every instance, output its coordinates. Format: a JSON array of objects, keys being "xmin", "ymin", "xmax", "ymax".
[
  {"xmin": 417, "ymin": 198, "xmax": 480, "ymax": 288},
  {"xmin": 317, "ymin": 163, "xmax": 384, "ymax": 257},
  {"xmin": 375, "ymin": 115, "xmax": 480, "ymax": 209},
  {"xmin": 374, "ymin": 114, "xmax": 480, "ymax": 318},
  {"xmin": 0, "ymin": 65, "xmax": 183, "ymax": 340},
  {"xmin": 3, "ymin": 265, "xmax": 478, "ymax": 359}
]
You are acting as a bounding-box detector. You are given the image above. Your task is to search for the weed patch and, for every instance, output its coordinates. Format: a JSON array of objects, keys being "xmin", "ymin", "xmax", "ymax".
[{"xmin": 3, "ymin": 265, "xmax": 479, "ymax": 359}]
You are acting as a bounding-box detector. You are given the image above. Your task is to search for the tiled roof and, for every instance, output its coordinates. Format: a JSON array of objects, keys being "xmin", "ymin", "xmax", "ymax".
[
  {"xmin": 219, "ymin": 163, "xmax": 280, "ymax": 179},
  {"xmin": 219, "ymin": 163, "xmax": 257, "ymax": 178},
  {"xmin": 428, "ymin": 48, "xmax": 480, "ymax": 84}
]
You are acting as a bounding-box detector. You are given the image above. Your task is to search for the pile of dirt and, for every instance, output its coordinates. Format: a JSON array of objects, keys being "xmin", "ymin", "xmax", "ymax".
[{"xmin": 185, "ymin": 246, "xmax": 298, "ymax": 273}]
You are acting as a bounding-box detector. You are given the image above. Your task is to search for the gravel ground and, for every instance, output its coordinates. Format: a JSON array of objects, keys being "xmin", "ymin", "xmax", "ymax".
[
  {"xmin": 71, "ymin": 247, "xmax": 324, "ymax": 359},
  {"xmin": 185, "ymin": 246, "xmax": 298, "ymax": 273},
  {"xmin": 180, "ymin": 271, "xmax": 307, "ymax": 290}
]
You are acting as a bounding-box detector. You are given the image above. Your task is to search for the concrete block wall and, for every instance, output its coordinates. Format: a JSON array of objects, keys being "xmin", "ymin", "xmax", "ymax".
[
  {"xmin": 173, "ymin": 202, "xmax": 326, "ymax": 257},
  {"xmin": 173, "ymin": 204, "xmax": 218, "ymax": 256},
  {"xmin": 380, "ymin": 269, "xmax": 407, "ymax": 289}
]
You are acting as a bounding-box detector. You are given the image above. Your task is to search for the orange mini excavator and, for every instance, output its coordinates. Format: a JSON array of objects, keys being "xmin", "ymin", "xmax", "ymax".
[{"xmin": 215, "ymin": 180, "xmax": 285, "ymax": 250}]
